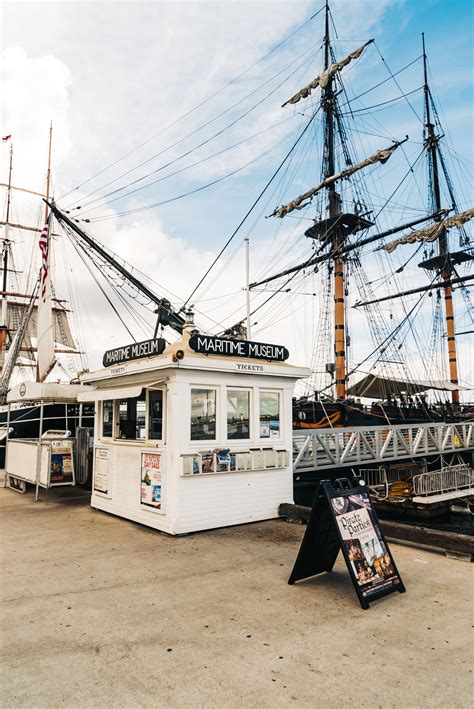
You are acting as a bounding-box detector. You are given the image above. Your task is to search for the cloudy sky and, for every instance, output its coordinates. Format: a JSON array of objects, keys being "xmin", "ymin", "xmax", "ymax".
[{"xmin": 1, "ymin": 0, "xmax": 473, "ymax": 393}]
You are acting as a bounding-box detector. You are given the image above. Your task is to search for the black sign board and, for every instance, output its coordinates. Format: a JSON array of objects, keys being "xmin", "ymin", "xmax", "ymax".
[
  {"xmin": 103, "ymin": 337, "xmax": 166, "ymax": 367},
  {"xmin": 289, "ymin": 477, "xmax": 405, "ymax": 609},
  {"xmin": 189, "ymin": 334, "xmax": 289, "ymax": 361}
]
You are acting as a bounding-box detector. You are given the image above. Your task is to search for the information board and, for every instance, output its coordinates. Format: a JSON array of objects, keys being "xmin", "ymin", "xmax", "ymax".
[
  {"xmin": 94, "ymin": 448, "xmax": 110, "ymax": 495},
  {"xmin": 289, "ymin": 477, "xmax": 405, "ymax": 609}
]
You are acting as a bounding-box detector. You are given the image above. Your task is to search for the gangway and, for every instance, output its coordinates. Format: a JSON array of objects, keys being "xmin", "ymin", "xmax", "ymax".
[{"xmin": 293, "ymin": 421, "xmax": 473, "ymax": 473}]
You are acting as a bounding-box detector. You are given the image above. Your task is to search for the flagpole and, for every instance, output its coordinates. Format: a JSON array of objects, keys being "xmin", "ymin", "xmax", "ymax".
[
  {"xmin": 44, "ymin": 122, "xmax": 53, "ymax": 222},
  {"xmin": 36, "ymin": 122, "xmax": 54, "ymax": 382}
]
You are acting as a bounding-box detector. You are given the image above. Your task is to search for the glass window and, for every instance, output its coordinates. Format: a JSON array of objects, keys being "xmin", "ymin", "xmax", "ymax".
[
  {"xmin": 191, "ymin": 388, "xmax": 216, "ymax": 440},
  {"xmin": 148, "ymin": 389, "xmax": 163, "ymax": 440},
  {"xmin": 102, "ymin": 400, "xmax": 113, "ymax": 438},
  {"xmin": 118, "ymin": 393, "xmax": 146, "ymax": 440},
  {"xmin": 260, "ymin": 391, "xmax": 280, "ymax": 438},
  {"xmin": 227, "ymin": 389, "xmax": 250, "ymax": 440}
]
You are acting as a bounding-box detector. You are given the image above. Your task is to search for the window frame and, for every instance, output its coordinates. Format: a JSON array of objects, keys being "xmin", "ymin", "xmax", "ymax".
[
  {"xmin": 147, "ymin": 387, "xmax": 165, "ymax": 442},
  {"xmin": 116, "ymin": 392, "xmax": 147, "ymax": 441},
  {"xmin": 100, "ymin": 399, "xmax": 114, "ymax": 439},
  {"xmin": 98, "ymin": 387, "xmax": 166, "ymax": 443}
]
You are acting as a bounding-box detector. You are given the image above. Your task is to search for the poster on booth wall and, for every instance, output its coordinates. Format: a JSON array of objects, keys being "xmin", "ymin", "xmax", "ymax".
[
  {"xmin": 50, "ymin": 445, "xmax": 74, "ymax": 484},
  {"xmin": 140, "ymin": 452, "xmax": 163, "ymax": 510},
  {"xmin": 94, "ymin": 448, "xmax": 110, "ymax": 495}
]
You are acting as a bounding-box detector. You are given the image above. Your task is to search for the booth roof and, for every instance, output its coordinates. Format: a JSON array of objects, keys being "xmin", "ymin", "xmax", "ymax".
[{"xmin": 7, "ymin": 381, "xmax": 91, "ymax": 404}]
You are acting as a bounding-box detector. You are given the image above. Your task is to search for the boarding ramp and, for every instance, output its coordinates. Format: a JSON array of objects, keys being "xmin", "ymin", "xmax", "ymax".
[{"xmin": 293, "ymin": 421, "xmax": 473, "ymax": 473}]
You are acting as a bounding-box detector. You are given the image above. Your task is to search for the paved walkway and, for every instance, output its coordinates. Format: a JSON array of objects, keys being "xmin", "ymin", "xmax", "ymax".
[{"xmin": 0, "ymin": 486, "xmax": 472, "ymax": 708}]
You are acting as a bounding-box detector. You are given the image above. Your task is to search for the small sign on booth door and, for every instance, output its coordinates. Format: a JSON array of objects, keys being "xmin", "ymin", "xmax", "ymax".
[
  {"xmin": 140, "ymin": 452, "xmax": 163, "ymax": 512},
  {"xmin": 94, "ymin": 448, "xmax": 110, "ymax": 496}
]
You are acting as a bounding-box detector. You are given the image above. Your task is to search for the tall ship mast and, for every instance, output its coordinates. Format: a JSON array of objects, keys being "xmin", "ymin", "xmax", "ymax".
[
  {"xmin": 241, "ymin": 2, "xmax": 472, "ymax": 427},
  {"xmin": 0, "ymin": 126, "xmax": 80, "ymax": 396},
  {"xmin": 421, "ymin": 32, "xmax": 459, "ymax": 404}
]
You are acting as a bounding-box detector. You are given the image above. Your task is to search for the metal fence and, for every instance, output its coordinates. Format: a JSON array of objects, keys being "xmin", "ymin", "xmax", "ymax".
[{"xmin": 412, "ymin": 464, "xmax": 474, "ymax": 496}]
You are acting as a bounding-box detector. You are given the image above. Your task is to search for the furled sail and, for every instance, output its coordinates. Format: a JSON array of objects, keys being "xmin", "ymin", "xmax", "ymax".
[
  {"xmin": 282, "ymin": 39, "xmax": 374, "ymax": 107},
  {"xmin": 270, "ymin": 139, "xmax": 406, "ymax": 219},
  {"xmin": 36, "ymin": 218, "xmax": 56, "ymax": 381},
  {"xmin": 6, "ymin": 303, "xmax": 76, "ymax": 359},
  {"xmin": 380, "ymin": 207, "xmax": 474, "ymax": 253}
]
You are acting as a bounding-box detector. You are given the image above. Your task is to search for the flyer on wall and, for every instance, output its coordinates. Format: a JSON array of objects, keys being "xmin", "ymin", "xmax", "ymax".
[
  {"xmin": 331, "ymin": 492, "xmax": 402, "ymax": 600},
  {"xmin": 140, "ymin": 452, "xmax": 162, "ymax": 510}
]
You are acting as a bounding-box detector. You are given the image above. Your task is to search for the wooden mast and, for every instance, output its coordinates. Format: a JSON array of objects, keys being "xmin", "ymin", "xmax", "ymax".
[
  {"xmin": 323, "ymin": 1, "xmax": 346, "ymax": 399},
  {"xmin": 422, "ymin": 35, "xmax": 459, "ymax": 405}
]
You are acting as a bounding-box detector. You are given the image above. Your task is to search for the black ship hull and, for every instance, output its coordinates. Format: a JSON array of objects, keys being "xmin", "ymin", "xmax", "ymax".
[{"xmin": 293, "ymin": 398, "xmax": 474, "ymax": 429}]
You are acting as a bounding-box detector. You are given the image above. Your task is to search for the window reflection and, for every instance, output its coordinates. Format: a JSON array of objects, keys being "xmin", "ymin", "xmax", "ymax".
[
  {"xmin": 102, "ymin": 400, "xmax": 113, "ymax": 437},
  {"xmin": 227, "ymin": 389, "xmax": 250, "ymax": 440},
  {"xmin": 148, "ymin": 390, "xmax": 163, "ymax": 440},
  {"xmin": 260, "ymin": 391, "xmax": 280, "ymax": 438},
  {"xmin": 191, "ymin": 388, "xmax": 216, "ymax": 440}
]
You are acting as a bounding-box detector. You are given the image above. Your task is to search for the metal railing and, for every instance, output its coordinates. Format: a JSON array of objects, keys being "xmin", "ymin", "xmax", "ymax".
[
  {"xmin": 412, "ymin": 464, "xmax": 474, "ymax": 497},
  {"xmin": 293, "ymin": 421, "xmax": 473, "ymax": 473}
]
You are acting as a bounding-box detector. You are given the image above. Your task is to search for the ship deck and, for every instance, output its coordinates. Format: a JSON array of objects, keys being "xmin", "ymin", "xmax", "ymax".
[{"xmin": 1, "ymin": 485, "xmax": 472, "ymax": 708}]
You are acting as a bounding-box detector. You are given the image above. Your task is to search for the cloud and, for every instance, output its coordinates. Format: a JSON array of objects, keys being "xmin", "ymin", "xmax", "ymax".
[
  {"xmin": 1, "ymin": 47, "xmax": 72, "ymax": 190},
  {"xmin": 1, "ymin": 0, "xmax": 472, "ymax": 396}
]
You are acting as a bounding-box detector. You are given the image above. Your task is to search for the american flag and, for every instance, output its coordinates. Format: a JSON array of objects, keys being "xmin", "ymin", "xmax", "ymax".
[{"xmin": 39, "ymin": 219, "xmax": 50, "ymax": 301}]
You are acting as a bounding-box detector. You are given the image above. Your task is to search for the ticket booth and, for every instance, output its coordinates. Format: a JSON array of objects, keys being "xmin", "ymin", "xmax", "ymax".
[{"xmin": 79, "ymin": 315, "xmax": 310, "ymax": 535}]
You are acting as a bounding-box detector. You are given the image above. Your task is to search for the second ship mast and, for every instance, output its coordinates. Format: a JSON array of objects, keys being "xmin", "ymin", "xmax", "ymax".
[
  {"xmin": 422, "ymin": 34, "xmax": 459, "ymax": 405},
  {"xmin": 322, "ymin": 0, "xmax": 346, "ymax": 400}
]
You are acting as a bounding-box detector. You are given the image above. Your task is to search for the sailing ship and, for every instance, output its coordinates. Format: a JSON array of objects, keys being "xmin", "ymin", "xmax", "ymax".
[
  {"xmin": 2, "ymin": 3, "xmax": 471, "ymax": 464},
  {"xmin": 240, "ymin": 4, "xmax": 473, "ymax": 429},
  {"xmin": 0, "ymin": 128, "xmax": 94, "ymax": 466}
]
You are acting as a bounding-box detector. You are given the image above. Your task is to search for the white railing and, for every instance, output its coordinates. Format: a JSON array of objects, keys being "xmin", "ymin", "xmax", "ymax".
[
  {"xmin": 412, "ymin": 464, "xmax": 474, "ymax": 496},
  {"xmin": 293, "ymin": 421, "xmax": 473, "ymax": 472}
]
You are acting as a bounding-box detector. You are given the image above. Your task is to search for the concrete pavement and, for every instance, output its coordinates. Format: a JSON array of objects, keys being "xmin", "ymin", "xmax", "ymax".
[{"xmin": 0, "ymin": 486, "xmax": 472, "ymax": 708}]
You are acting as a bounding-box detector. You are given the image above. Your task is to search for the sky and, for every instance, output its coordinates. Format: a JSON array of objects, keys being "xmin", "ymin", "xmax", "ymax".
[{"xmin": 1, "ymin": 0, "xmax": 473, "ymax": 394}]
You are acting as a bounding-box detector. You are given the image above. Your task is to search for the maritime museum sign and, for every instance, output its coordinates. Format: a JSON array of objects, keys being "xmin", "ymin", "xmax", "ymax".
[
  {"xmin": 103, "ymin": 338, "xmax": 166, "ymax": 367},
  {"xmin": 189, "ymin": 334, "xmax": 289, "ymax": 362}
]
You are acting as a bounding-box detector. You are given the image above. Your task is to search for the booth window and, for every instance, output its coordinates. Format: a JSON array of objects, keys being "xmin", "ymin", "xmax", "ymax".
[
  {"xmin": 102, "ymin": 400, "xmax": 113, "ymax": 438},
  {"xmin": 227, "ymin": 389, "xmax": 250, "ymax": 440},
  {"xmin": 191, "ymin": 388, "xmax": 216, "ymax": 440},
  {"xmin": 118, "ymin": 392, "xmax": 146, "ymax": 440},
  {"xmin": 259, "ymin": 391, "xmax": 280, "ymax": 438},
  {"xmin": 148, "ymin": 389, "xmax": 163, "ymax": 440}
]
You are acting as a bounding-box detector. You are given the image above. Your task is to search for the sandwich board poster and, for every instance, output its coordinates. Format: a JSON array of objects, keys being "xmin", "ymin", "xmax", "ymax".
[
  {"xmin": 50, "ymin": 444, "xmax": 74, "ymax": 484},
  {"xmin": 289, "ymin": 478, "xmax": 405, "ymax": 609},
  {"xmin": 140, "ymin": 452, "xmax": 163, "ymax": 511}
]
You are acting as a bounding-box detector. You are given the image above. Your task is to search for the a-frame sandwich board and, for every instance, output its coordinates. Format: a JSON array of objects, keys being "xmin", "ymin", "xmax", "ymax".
[{"xmin": 289, "ymin": 477, "xmax": 405, "ymax": 609}]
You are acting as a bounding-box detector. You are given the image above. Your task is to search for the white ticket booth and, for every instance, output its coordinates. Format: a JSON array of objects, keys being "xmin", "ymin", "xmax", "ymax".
[{"xmin": 79, "ymin": 316, "xmax": 310, "ymax": 535}]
